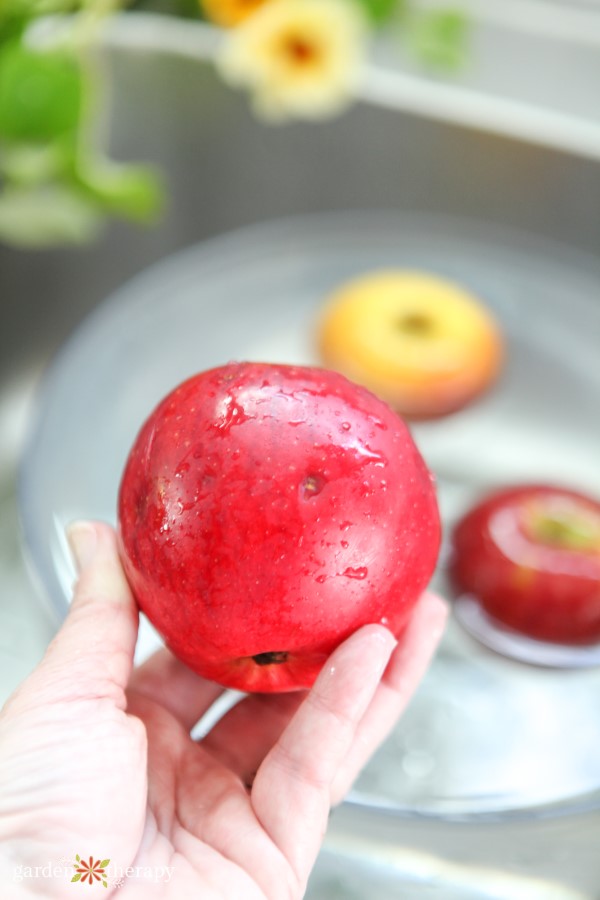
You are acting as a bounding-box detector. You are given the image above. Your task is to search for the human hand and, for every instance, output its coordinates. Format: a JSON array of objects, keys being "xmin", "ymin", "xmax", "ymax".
[{"xmin": 0, "ymin": 522, "xmax": 447, "ymax": 899}]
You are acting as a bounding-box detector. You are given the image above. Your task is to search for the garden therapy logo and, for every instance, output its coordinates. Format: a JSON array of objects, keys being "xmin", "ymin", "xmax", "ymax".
[
  {"xmin": 13, "ymin": 856, "xmax": 173, "ymax": 887},
  {"xmin": 71, "ymin": 855, "xmax": 110, "ymax": 888}
]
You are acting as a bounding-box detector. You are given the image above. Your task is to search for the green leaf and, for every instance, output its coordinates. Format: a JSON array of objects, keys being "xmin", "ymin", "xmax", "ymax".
[
  {"xmin": 99, "ymin": 859, "xmax": 110, "ymax": 868},
  {"xmin": 0, "ymin": 142, "xmax": 67, "ymax": 184},
  {"xmin": 0, "ymin": 183, "xmax": 103, "ymax": 246},
  {"xmin": 408, "ymin": 8, "xmax": 470, "ymax": 71},
  {"xmin": 352, "ymin": 0, "xmax": 404, "ymax": 25},
  {"xmin": 0, "ymin": 14, "xmax": 28, "ymax": 45},
  {"xmin": 71, "ymin": 873, "xmax": 82, "ymax": 882},
  {"xmin": 73, "ymin": 159, "xmax": 164, "ymax": 222},
  {"xmin": 0, "ymin": 41, "xmax": 84, "ymax": 143}
]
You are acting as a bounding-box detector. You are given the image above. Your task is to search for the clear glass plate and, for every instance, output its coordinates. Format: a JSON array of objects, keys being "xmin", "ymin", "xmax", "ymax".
[{"xmin": 19, "ymin": 210, "xmax": 600, "ymax": 818}]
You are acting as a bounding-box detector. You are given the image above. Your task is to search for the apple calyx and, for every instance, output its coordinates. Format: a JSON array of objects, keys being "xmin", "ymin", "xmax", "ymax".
[
  {"xmin": 252, "ymin": 651, "xmax": 289, "ymax": 666},
  {"xmin": 523, "ymin": 503, "xmax": 600, "ymax": 553}
]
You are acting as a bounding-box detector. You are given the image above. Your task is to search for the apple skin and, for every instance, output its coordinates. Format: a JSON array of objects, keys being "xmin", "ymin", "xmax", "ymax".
[
  {"xmin": 117, "ymin": 362, "xmax": 440, "ymax": 692},
  {"xmin": 449, "ymin": 484, "xmax": 600, "ymax": 645}
]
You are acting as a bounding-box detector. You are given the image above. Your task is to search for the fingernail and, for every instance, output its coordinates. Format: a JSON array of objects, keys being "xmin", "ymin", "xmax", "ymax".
[
  {"xmin": 66, "ymin": 521, "xmax": 97, "ymax": 573},
  {"xmin": 425, "ymin": 594, "xmax": 450, "ymax": 643},
  {"xmin": 373, "ymin": 629, "xmax": 398, "ymax": 652},
  {"xmin": 364, "ymin": 627, "xmax": 398, "ymax": 671}
]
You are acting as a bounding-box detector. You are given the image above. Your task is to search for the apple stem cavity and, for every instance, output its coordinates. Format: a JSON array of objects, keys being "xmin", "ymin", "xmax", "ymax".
[
  {"xmin": 396, "ymin": 313, "xmax": 434, "ymax": 336},
  {"xmin": 526, "ymin": 507, "xmax": 600, "ymax": 552},
  {"xmin": 252, "ymin": 651, "xmax": 289, "ymax": 666},
  {"xmin": 302, "ymin": 474, "xmax": 325, "ymax": 499}
]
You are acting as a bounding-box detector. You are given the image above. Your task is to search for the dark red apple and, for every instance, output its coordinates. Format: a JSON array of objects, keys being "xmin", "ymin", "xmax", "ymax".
[
  {"xmin": 450, "ymin": 484, "xmax": 600, "ymax": 645},
  {"xmin": 117, "ymin": 361, "xmax": 440, "ymax": 692}
]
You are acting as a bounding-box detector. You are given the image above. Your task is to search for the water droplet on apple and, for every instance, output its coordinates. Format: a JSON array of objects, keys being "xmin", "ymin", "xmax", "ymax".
[
  {"xmin": 368, "ymin": 415, "xmax": 387, "ymax": 431},
  {"xmin": 315, "ymin": 574, "xmax": 328, "ymax": 583},
  {"xmin": 213, "ymin": 396, "xmax": 250, "ymax": 432},
  {"xmin": 343, "ymin": 566, "xmax": 368, "ymax": 579},
  {"xmin": 340, "ymin": 540, "xmax": 349, "ymax": 549}
]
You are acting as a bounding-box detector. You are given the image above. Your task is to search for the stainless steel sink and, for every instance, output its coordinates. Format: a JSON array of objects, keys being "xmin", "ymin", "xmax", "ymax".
[
  {"xmin": 2, "ymin": 15, "xmax": 600, "ymax": 898},
  {"xmin": 3, "ymin": 15, "xmax": 600, "ymax": 390}
]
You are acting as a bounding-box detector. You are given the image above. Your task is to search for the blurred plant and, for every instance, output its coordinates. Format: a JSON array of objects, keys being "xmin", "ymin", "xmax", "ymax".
[
  {"xmin": 218, "ymin": 0, "xmax": 368, "ymax": 122},
  {"xmin": 0, "ymin": 0, "xmax": 467, "ymax": 247},
  {"xmin": 212, "ymin": 0, "xmax": 469, "ymax": 122},
  {"xmin": 201, "ymin": 0, "xmax": 267, "ymax": 27},
  {"xmin": 407, "ymin": 7, "xmax": 468, "ymax": 70},
  {"xmin": 0, "ymin": 0, "xmax": 163, "ymax": 247}
]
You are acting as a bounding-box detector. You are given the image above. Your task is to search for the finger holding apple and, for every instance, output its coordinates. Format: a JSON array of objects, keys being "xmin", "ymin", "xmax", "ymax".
[{"xmin": 118, "ymin": 362, "xmax": 441, "ymax": 692}]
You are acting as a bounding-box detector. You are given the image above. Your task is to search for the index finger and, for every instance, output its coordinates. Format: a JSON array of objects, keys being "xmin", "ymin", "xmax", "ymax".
[{"xmin": 250, "ymin": 625, "xmax": 397, "ymax": 892}]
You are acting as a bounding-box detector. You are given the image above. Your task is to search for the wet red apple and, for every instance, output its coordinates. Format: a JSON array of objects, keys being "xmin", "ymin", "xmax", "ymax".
[
  {"xmin": 118, "ymin": 361, "xmax": 440, "ymax": 692},
  {"xmin": 450, "ymin": 484, "xmax": 600, "ymax": 645}
]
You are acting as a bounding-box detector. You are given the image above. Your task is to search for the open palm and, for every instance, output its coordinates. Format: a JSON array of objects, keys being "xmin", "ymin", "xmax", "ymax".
[{"xmin": 0, "ymin": 523, "xmax": 446, "ymax": 899}]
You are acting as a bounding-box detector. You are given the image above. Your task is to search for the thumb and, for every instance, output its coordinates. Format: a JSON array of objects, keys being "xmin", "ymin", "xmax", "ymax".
[{"xmin": 11, "ymin": 521, "xmax": 139, "ymax": 713}]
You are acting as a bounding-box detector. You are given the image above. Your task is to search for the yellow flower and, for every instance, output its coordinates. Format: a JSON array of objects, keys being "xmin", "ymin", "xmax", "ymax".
[
  {"xmin": 217, "ymin": 0, "xmax": 368, "ymax": 121},
  {"xmin": 201, "ymin": 0, "xmax": 269, "ymax": 28}
]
